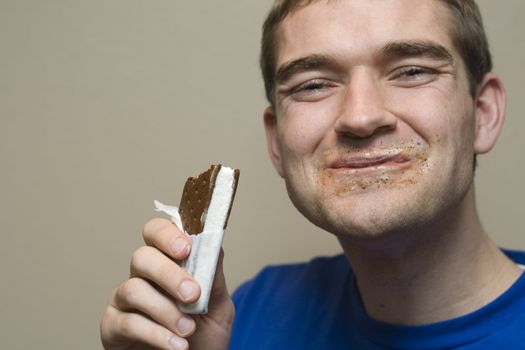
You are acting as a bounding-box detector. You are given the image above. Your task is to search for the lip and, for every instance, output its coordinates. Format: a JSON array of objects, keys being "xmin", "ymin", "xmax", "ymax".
[
  {"xmin": 319, "ymin": 148, "xmax": 428, "ymax": 194},
  {"xmin": 328, "ymin": 152, "xmax": 410, "ymax": 171}
]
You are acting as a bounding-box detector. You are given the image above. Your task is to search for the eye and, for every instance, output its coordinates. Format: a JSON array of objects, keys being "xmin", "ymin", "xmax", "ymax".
[
  {"xmin": 390, "ymin": 66, "xmax": 439, "ymax": 85},
  {"xmin": 293, "ymin": 80, "xmax": 330, "ymax": 93},
  {"xmin": 289, "ymin": 79, "xmax": 335, "ymax": 101}
]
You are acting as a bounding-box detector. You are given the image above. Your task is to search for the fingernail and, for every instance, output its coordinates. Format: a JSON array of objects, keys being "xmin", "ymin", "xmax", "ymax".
[
  {"xmin": 176, "ymin": 316, "xmax": 195, "ymax": 335},
  {"xmin": 171, "ymin": 237, "xmax": 188, "ymax": 256},
  {"xmin": 179, "ymin": 280, "xmax": 199, "ymax": 301},
  {"xmin": 169, "ymin": 336, "xmax": 187, "ymax": 350}
]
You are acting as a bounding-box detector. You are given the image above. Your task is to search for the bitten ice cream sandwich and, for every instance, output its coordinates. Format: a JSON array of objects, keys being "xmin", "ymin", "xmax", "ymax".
[{"xmin": 154, "ymin": 164, "xmax": 240, "ymax": 314}]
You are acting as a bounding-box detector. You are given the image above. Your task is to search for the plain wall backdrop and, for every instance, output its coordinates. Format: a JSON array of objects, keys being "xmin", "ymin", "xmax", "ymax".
[{"xmin": 1, "ymin": 1, "xmax": 524, "ymax": 348}]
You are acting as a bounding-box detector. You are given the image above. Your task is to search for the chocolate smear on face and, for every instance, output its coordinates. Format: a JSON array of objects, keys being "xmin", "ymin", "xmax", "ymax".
[{"xmin": 317, "ymin": 143, "xmax": 430, "ymax": 196}]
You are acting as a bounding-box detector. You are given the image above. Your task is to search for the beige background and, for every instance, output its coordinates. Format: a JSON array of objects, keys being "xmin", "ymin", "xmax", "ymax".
[{"xmin": 0, "ymin": 1, "xmax": 523, "ymax": 348}]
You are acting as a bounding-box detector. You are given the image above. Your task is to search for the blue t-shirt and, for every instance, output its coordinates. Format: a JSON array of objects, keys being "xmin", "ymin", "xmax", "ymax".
[{"xmin": 230, "ymin": 250, "xmax": 525, "ymax": 349}]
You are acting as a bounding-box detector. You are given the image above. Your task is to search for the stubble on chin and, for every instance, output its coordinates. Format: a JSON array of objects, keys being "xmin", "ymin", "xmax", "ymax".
[{"xmin": 290, "ymin": 165, "xmax": 451, "ymax": 241}]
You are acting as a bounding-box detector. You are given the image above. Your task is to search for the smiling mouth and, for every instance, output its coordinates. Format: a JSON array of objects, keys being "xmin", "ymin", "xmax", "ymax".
[
  {"xmin": 329, "ymin": 153, "xmax": 410, "ymax": 170},
  {"xmin": 318, "ymin": 146, "xmax": 429, "ymax": 194}
]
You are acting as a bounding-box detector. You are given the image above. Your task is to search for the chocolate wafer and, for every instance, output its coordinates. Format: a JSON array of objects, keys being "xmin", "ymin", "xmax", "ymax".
[{"xmin": 178, "ymin": 164, "xmax": 239, "ymax": 235}]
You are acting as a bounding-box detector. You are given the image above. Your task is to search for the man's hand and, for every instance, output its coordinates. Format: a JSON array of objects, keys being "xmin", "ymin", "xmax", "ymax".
[{"xmin": 100, "ymin": 218, "xmax": 234, "ymax": 350}]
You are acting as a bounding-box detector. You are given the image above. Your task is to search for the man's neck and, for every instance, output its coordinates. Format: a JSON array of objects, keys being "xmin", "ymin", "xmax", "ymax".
[{"xmin": 338, "ymin": 187, "xmax": 522, "ymax": 325}]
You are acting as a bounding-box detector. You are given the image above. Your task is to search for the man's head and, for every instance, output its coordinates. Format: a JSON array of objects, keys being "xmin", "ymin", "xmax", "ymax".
[
  {"xmin": 261, "ymin": 0, "xmax": 492, "ymax": 108},
  {"xmin": 261, "ymin": 0, "xmax": 506, "ymax": 239}
]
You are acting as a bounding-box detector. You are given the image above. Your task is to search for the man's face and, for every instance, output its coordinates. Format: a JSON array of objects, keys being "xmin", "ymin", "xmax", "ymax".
[{"xmin": 265, "ymin": 0, "xmax": 482, "ymax": 238}]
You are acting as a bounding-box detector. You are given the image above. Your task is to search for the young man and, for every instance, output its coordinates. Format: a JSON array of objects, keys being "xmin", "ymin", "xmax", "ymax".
[{"xmin": 100, "ymin": 1, "xmax": 525, "ymax": 349}]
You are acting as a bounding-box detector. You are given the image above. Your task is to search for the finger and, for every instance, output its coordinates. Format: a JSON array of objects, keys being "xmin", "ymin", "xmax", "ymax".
[
  {"xmin": 207, "ymin": 249, "xmax": 235, "ymax": 324},
  {"xmin": 113, "ymin": 277, "xmax": 196, "ymax": 338},
  {"xmin": 130, "ymin": 246, "xmax": 201, "ymax": 304},
  {"xmin": 102, "ymin": 306, "xmax": 189, "ymax": 350},
  {"xmin": 143, "ymin": 218, "xmax": 191, "ymax": 260}
]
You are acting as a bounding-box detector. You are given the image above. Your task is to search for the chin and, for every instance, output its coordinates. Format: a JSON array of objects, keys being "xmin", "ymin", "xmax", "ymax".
[
  {"xmin": 317, "ymin": 205, "xmax": 423, "ymax": 240},
  {"xmin": 288, "ymin": 178, "xmax": 452, "ymax": 242},
  {"xmin": 283, "ymin": 154, "xmax": 476, "ymax": 243}
]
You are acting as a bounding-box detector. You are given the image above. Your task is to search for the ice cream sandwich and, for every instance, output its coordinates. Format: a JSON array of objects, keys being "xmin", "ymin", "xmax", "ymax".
[{"xmin": 154, "ymin": 164, "xmax": 239, "ymax": 314}]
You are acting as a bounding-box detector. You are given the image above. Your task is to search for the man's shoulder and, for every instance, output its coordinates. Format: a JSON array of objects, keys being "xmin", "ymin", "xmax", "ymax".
[
  {"xmin": 502, "ymin": 248, "xmax": 525, "ymax": 266},
  {"xmin": 256, "ymin": 254, "xmax": 348, "ymax": 281},
  {"xmin": 230, "ymin": 254, "xmax": 353, "ymax": 349},
  {"xmin": 231, "ymin": 254, "xmax": 349, "ymax": 305},
  {"xmin": 237, "ymin": 253, "xmax": 347, "ymax": 280}
]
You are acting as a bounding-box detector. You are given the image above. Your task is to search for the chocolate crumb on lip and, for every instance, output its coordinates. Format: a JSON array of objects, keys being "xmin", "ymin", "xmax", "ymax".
[
  {"xmin": 316, "ymin": 143, "xmax": 430, "ymax": 195},
  {"xmin": 330, "ymin": 154, "xmax": 410, "ymax": 169}
]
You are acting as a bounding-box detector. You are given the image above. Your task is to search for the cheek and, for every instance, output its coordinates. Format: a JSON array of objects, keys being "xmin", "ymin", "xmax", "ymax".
[
  {"xmin": 279, "ymin": 102, "xmax": 338, "ymax": 158},
  {"xmin": 389, "ymin": 87, "xmax": 476, "ymax": 181},
  {"xmin": 387, "ymin": 86, "xmax": 466, "ymax": 146},
  {"xmin": 436, "ymin": 95, "xmax": 476, "ymax": 159}
]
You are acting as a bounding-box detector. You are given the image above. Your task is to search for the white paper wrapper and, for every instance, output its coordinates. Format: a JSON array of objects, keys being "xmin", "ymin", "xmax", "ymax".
[{"xmin": 154, "ymin": 200, "xmax": 223, "ymax": 314}]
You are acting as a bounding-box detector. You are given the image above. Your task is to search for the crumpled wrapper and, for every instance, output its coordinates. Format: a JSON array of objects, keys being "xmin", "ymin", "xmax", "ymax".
[{"xmin": 154, "ymin": 200, "xmax": 224, "ymax": 314}]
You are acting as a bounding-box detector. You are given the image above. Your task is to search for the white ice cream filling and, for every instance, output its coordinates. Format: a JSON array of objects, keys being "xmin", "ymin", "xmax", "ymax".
[{"xmin": 202, "ymin": 165, "xmax": 236, "ymax": 232}]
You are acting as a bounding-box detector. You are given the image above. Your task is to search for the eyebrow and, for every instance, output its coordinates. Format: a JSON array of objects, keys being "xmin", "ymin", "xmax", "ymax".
[
  {"xmin": 275, "ymin": 54, "xmax": 338, "ymax": 85},
  {"xmin": 274, "ymin": 41, "xmax": 454, "ymax": 85},
  {"xmin": 379, "ymin": 40, "xmax": 454, "ymax": 65}
]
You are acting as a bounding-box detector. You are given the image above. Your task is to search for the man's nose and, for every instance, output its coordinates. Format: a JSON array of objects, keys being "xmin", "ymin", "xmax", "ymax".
[{"xmin": 334, "ymin": 70, "xmax": 397, "ymax": 138}]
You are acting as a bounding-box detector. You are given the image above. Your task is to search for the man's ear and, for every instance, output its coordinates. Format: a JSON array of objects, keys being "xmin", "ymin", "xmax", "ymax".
[
  {"xmin": 263, "ymin": 106, "xmax": 285, "ymax": 178},
  {"xmin": 473, "ymin": 73, "xmax": 507, "ymax": 155}
]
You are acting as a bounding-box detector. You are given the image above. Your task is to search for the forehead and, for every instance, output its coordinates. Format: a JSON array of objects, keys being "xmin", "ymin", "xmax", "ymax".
[{"xmin": 276, "ymin": 0, "xmax": 456, "ymax": 65}]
